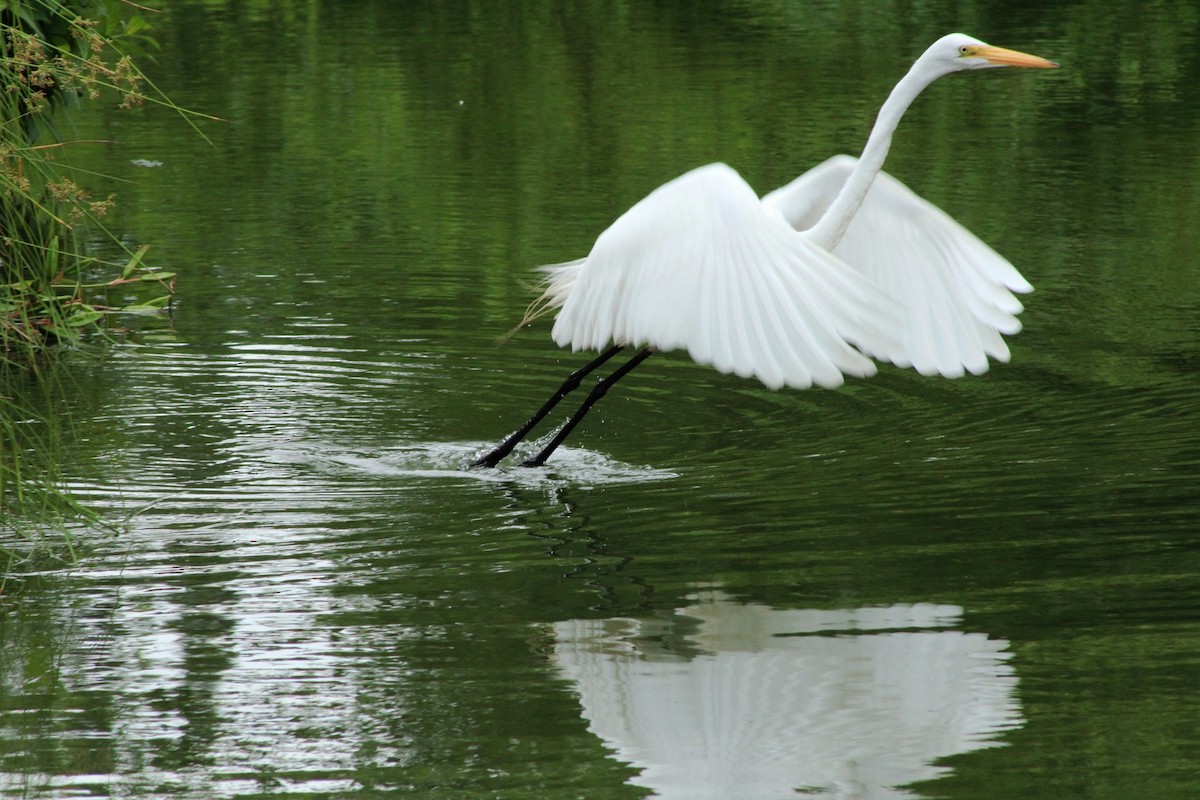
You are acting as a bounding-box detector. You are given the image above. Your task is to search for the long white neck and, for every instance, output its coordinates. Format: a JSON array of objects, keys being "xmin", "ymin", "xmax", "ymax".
[{"xmin": 804, "ymin": 63, "xmax": 941, "ymax": 251}]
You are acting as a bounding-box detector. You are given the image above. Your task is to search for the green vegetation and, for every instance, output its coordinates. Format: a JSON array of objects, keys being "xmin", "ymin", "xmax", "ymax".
[
  {"xmin": 1, "ymin": 1, "xmax": 185, "ymax": 555},
  {"xmin": 1, "ymin": 0, "xmax": 178, "ymax": 355}
]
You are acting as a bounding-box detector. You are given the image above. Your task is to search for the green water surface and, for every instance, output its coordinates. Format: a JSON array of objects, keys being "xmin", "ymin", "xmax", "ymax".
[{"xmin": 3, "ymin": 2, "xmax": 1200, "ymax": 798}]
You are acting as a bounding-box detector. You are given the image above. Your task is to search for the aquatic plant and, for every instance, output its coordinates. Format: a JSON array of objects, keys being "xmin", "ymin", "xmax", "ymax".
[
  {"xmin": 1, "ymin": 0, "xmax": 180, "ymax": 360},
  {"xmin": 0, "ymin": 1, "xmax": 198, "ymax": 551}
]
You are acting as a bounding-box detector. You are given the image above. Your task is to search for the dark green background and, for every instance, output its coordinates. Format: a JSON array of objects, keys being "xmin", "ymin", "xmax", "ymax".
[{"xmin": 2, "ymin": 2, "xmax": 1199, "ymax": 797}]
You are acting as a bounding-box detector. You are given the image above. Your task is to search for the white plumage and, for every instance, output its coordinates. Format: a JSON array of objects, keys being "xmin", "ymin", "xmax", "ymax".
[
  {"xmin": 533, "ymin": 33, "xmax": 1055, "ymax": 390},
  {"xmin": 546, "ymin": 163, "xmax": 900, "ymax": 390},
  {"xmin": 477, "ymin": 34, "xmax": 1056, "ymax": 468},
  {"xmin": 763, "ymin": 155, "xmax": 1033, "ymax": 378}
]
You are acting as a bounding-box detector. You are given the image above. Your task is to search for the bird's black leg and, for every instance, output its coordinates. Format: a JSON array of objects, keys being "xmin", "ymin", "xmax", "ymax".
[
  {"xmin": 472, "ymin": 344, "xmax": 626, "ymax": 468},
  {"xmin": 521, "ymin": 347, "xmax": 653, "ymax": 468}
]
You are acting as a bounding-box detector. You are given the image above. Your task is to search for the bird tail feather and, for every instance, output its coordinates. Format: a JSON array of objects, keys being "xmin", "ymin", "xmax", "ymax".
[{"xmin": 497, "ymin": 258, "xmax": 585, "ymax": 343}]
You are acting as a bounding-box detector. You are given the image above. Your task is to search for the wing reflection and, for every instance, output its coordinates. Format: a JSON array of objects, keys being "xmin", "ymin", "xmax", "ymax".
[{"xmin": 552, "ymin": 590, "xmax": 1022, "ymax": 799}]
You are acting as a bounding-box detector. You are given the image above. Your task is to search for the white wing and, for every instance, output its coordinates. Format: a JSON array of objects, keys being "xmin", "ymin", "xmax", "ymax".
[
  {"xmin": 762, "ymin": 155, "xmax": 1033, "ymax": 378},
  {"xmin": 543, "ymin": 163, "xmax": 900, "ymax": 390}
]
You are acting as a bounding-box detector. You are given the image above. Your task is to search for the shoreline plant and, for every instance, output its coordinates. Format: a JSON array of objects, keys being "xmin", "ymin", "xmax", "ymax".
[
  {"xmin": 2, "ymin": 0, "xmax": 179, "ymax": 358},
  {"xmin": 1, "ymin": 0, "xmax": 204, "ymax": 558}
]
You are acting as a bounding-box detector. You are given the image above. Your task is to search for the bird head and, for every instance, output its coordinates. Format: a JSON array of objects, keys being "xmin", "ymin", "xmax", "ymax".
[{"xmin": 923, "ymin": 33, "xmax": 1058, "ymax": 75}]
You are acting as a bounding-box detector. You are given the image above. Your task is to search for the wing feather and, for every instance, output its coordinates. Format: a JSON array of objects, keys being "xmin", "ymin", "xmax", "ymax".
[
  {"xmin": 739, "ymin": 234, "xmax": 790, "ymax": 388},
  {"xmin": 547, "ymin": 163, "xmax": 896, "ymax": 390},
  {"xmin": 724, "ymin": 226, "xmax": 759, "ymax": 381},
  {"xmin": 762, "ymin": 155, "xmax": 1033, "ymax": 378},
  {"xmin": 754, "ymin": 234, "xmax": 846, "ymax": 387}
]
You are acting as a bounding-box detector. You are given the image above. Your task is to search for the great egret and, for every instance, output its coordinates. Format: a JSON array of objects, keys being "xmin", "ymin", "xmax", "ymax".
[{"xmin": 474, "ymin": 33, "xmax": 1057, "ymax": 469}]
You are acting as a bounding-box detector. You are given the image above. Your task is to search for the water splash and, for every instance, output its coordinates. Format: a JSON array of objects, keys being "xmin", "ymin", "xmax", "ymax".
[{"xmin": 327, "ymin": 442, "xmax": 680, "ymax": 487}]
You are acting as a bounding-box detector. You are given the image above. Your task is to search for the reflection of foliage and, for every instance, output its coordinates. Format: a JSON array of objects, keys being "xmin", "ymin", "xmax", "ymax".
[
  {"xmin": 0, "ymin": 369, "xmax": 101, "ymax": 565},
  {"xmin": 109, "ymin": 0, "xmax": 1200, "ymax": 381}
]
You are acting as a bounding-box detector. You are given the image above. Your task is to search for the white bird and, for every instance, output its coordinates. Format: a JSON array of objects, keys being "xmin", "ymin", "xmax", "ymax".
[{"xmin": 474, "ymin": 33, "xmax": 1057, "ymax": 469}]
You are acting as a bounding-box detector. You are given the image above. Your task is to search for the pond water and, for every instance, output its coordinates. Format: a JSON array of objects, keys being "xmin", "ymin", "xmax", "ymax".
[{"xmin": 4, "ymin": 2, "xmax": 1200, "ymax": 798}]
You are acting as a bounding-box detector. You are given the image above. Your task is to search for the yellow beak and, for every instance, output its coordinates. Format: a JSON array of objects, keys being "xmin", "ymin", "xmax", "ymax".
[{"xmin": 976, "ymin": 44, "xmax": 1059, "ymax": 69}]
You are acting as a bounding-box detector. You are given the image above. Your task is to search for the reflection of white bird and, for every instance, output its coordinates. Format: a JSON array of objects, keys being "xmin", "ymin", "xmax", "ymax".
[
  {"xmin": 474, "ymin": 33, "xmax": 1057, "ymax": 468},
  {"xmin": 553, "ymin": 592, "xmax": 1023, "ymax": 800}
]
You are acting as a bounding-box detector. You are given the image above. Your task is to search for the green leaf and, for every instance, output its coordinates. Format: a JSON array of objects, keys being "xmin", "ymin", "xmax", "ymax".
[
  {"xmin": 47, "ymin": 235, "xmax": 59, "ymax": 275},
  {"xmin": 122, "ymin": 295, "xmax": 173, "ymax": 311},
  {"xmin": 124, "ymin": 16, "xmax": 149, "ymax": 37},
  {"xmin": 120, "ymin": 245, "xmax": 151, "ymax": 279},
  {"xmin": 65, "ymin": 310, "xmax": 107, "ymax": 327}
]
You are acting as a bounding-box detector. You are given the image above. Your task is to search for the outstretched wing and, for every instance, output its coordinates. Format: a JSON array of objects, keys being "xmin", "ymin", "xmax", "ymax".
[
  {"xmin": 543, "ymin": 163, "xmax": 900, "ymax": 390},
  {"xmin": 762, "ymin": 155, "xmax": 1033, "ymax": 378}
]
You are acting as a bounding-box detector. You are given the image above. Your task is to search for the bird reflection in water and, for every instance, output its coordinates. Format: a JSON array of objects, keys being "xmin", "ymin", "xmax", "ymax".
[{"xmin": 552, "ymin": 589, "xmax": 1022, "ymax": 799}]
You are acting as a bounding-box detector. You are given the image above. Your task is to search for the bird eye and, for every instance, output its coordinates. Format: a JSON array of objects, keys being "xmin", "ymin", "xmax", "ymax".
[{"xmin": 959, "ymin": 45, "xmax": 973, "ymax": 56}]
